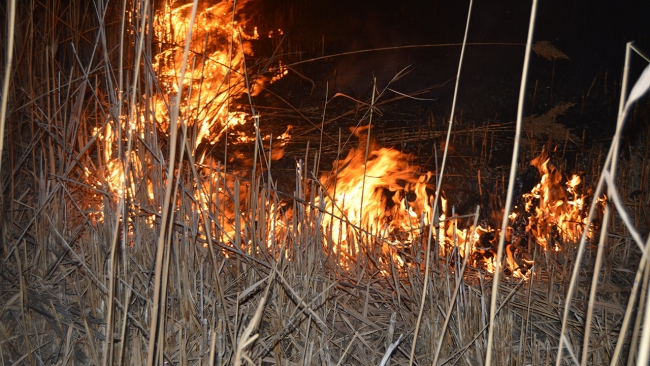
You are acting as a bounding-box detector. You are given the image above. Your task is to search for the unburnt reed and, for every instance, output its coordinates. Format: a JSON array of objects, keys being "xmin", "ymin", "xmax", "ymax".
[{"xmin": 1, "ymin": 0, "xmax": 649, "ymax": 365}]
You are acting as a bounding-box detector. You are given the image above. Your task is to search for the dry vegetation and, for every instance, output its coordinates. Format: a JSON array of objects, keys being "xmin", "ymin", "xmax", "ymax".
[{"xmin": 1, "ymin": 1, "xmax": 650, "ymax": 365}]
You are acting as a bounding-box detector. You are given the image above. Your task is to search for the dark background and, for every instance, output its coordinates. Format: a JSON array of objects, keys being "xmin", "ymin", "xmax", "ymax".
[
  {"xmin": 235, "ymin": 0, "xmax": 650, "ymax": 216},
  {"xmin": 248, "ymin": 0, "xmax": 650, "ymax": 140}
]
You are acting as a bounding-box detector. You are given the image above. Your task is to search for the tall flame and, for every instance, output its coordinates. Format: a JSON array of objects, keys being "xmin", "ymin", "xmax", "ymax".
[{"xmin": 152, "ymin": 0, "xmax": 262, "ymax": 148}]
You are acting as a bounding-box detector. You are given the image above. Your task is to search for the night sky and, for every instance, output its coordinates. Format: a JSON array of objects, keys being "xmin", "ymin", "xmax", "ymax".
[{"xmin": 253, "ymin": 0, "xmax": 650, "ymax": 140}]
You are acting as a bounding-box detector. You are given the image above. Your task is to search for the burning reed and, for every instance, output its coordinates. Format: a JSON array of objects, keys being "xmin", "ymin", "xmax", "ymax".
[{"xmin": 0, "ymin": 0, "xmax": 648, "ymax": 365}]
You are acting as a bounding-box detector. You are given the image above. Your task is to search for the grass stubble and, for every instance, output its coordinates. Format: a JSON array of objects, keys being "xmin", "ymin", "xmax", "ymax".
[{"xmin": 0, "ymin": 0, "xmax": 649, "ymax": 365}]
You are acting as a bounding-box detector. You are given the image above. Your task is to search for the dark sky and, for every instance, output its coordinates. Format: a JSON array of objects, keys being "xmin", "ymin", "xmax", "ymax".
[
  {"xmin": 258, "ymin": 0, "xmax": 649, "ymax": 71},
  {"xmin": 253, "ymin": 0, "xmax": 650, "ymax": 136}
]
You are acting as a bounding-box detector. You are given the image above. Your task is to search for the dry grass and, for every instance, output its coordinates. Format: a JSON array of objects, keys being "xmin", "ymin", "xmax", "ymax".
[{"xmin": 1, "ymin": 1, "xmax": 649, "ymax": 365}]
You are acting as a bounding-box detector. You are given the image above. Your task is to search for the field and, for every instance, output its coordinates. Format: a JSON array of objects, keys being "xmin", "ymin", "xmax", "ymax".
[{"xmin": 1, "ymin": 0, "xmax": 649, "ymax": 365}]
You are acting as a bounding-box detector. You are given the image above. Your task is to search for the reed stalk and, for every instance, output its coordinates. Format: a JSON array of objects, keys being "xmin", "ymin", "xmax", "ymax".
[{"xmin": 486, "ymin": 1, "xmax": 537, "ymax": 363}]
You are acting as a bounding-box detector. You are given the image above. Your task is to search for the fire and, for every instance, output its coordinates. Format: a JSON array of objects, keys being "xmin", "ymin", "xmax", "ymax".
[
  {"xmin": 91, "ymin": 1, "xmax": 289, "ymax": 221},
  {"xmin": 318, "ymin": 134, "xmax": 435, "ymax": 267},
  {"xmin": 152, "ymin": 0, "xmax": 284, "ymax": 149},
  {"xmin": 89, "ymin": 0, "xmax": 602, "ymax": 278},
  {"xmin": 523, "ymin": 148, "xmax": 589, "ymax": 251},
  {"xmin": 152, "ymin": 1, "xmax": 252, "ymax": 148},
  {"xmin": 317, "ymin": 129, "xmax": 484, "ymax": 271},
  {"xmin": 85, "ymin": 0, "xmax": 270, "ymax": 247},
  {"xmin": 317, "ymin": 137, "xmax": 599, "ymax": 276}
]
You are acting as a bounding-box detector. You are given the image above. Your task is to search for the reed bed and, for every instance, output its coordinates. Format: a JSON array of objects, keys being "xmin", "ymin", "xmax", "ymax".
[{"xmin": 1, "ymin": 0, "xmax": 649, "ymax": 365}]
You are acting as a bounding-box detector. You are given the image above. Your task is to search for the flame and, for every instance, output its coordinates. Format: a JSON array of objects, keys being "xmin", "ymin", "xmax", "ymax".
[
  {"xmin": 152, "ymin": 1, "xmax": 253, "ymax": 148},
  {"xmin": 316, "ymin": 135, "xmax": 468, "ymax": 270},
  {"xmin": 317, "ymin": 132, "xmax": 437, "ymax": 268},
  {"xmin": 91, "ymin": 0, "xmax": 289, "ymax": 244},
  {"xmin": 152, "ymin": 0, "xmax": 285, "ymax": 149},
  {"xmin": 316, "ymin": 138, "xmax": 601, "ymax": 276},
  {"xmin": 89, "ymin": 1, "xmax": 603, "ymax": 278},
  {"xmin": 523, "ymin": 148, "xmax": 588, "ymax": 251}
]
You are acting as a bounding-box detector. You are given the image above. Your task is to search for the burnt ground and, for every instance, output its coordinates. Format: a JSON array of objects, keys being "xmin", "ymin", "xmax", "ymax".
[{"xmin": 219, "ymin": 0, "xmax": 650, "ymax": 225}]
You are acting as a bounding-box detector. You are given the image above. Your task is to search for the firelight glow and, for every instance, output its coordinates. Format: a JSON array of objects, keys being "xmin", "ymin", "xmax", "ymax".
[{"xmin": 93, "ymin": 0, "xmax": 601, "ymax": 278}]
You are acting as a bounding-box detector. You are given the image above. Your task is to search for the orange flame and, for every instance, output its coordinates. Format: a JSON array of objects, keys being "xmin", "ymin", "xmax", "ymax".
[
  {"xmin": 152, "ymin": 0, "xmax": 282, "ymax": 149},
  {"xmin": 91, "ymin": 1, "xmax": 602, "ymax": 278},
  {"xmin": 316, "ymin": 139, "xmax": 599, "ymax": 276},
  {"xmin": 523, "ymin": 149, "xmax": 588, "ymax": 251},
  {"xmin": 317, "ymin": 133, "xmax": 436, "ymax": 268}
]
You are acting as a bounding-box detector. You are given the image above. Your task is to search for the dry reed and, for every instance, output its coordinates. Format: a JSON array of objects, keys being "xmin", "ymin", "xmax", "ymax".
[{"xmin": 0, "ymin": 1, "xmax": 648, "ymax": 365}]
